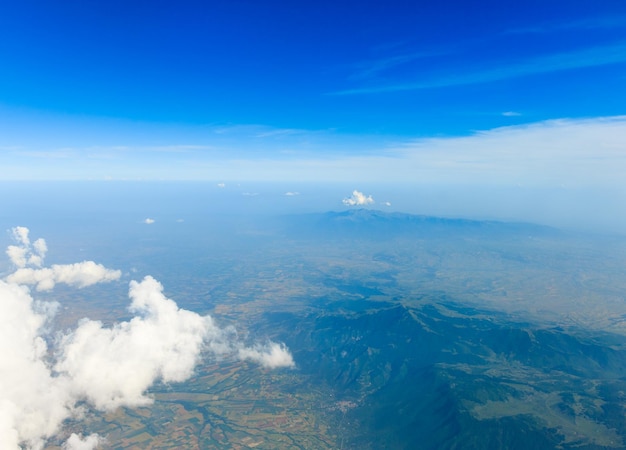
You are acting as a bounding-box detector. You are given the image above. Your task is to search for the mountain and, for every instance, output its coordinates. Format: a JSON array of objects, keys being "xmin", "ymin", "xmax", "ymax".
[
  {"xmin": 262, "ymin": 299, "xmax": 626, "ymax": 449},
  {"xmin": 278, "ymin": 209, "xmax": 561, "ymax": 240}
]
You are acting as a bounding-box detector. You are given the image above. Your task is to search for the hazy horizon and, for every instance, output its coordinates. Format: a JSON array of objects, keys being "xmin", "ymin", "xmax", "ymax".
[{"xmin": 0, "ymin": 181, "xmax": 623, "ymax": 236}]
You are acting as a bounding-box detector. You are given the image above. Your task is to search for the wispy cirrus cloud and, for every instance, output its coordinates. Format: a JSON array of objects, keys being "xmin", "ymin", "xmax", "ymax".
[
  {"xmin": 505, "ymin": 14, "xmax": 626, "ymax": 35},
  {"xmin": 389, "ymin": 115, "xmax": 626, "ymax": 186},
  {"xmin": 349, "ymin": 50, "xmax": 444, "ymax": 80},
  {"xmin": 333, "ymin": 42, "xmax": 626, "ymax": 95}
]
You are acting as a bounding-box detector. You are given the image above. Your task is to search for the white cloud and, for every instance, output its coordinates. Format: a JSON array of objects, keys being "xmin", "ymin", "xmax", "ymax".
[
  {"xmin": 8, "ymin": 261, "xmax": 122, "ymax": 292},
  {"xmin": 383, "ymin": 201, "xmax": 392, "ymax": 207},
  {"xmin": 0, "ymin": 280, "xmax": 74, "ymax": 450},
  {"xmin": 111, "ymin": 116, "xmax": 622, "ymax": 192},
  {"xmin": 3, "ymin": 106, "xmax": 626, "ymax": 192},
  {"xmin": 144, "ymin": 218, "xmax": 155, "ymax": 224},
  {"xmin": 393, "ymin": 116, "xmax": 626, "ymax": 187},
  {"xmin": 6, "ymin": 227, "xmax": 46, "ymax": 268},
  {"xmin": 55, "ymin": 276, "xmax": 213, "ymax": 410},
  {"xmin": 238, "ymin": 342, "xmax": 295, "ymax": 369},
  {"xmin": 342, "ymin": 190, "xmax": 375, "ymax": 206},
  {"xmin": 285, "ymin": 191, "xmax": 300, "ymax": 196},
  {"xmin": 0, "ymin": 228, "xmax": 295, "ymax": 449},
  {"xmin": 502, "ymin": 111, "xmax": 521, "ymax": 117},
  {"xmin": 5, "ymin": 245, "xmax": 27, "ymax": 268},
  {"xmin": 63, "ymin": 433, "xmax": 102, "ymax": 450},
  {"xmin": 5, "ymin": 227, "xmax": 121, "ymax": 291},
  {"xmin": 31, "ymin": 239, "xmax": 47, "ymax": 261},
  {"xmin": 11, "ymin": 226, "xmax": 30, "ymax": 246}
]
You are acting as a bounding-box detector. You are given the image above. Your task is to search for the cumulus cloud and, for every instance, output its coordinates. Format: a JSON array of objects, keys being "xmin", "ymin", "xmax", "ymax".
[
  {"xmin": 6, "ymin": 227, "xmax": 47, "ymax": 268},
  {"xmin": 239, "ymin": 342, "xmax": 295, "ymax": 369},
  {"xmin": 8, "ymin": 261, "xmax": 122, "ymax": 292},
  {"xmin": 63, "ymin": 433, "xmax": 102, "ymax": 450},
  {"xmin": 144, "ymin": 218, "xmax": 155, "ymax": 224},
  {"xmin": 0, "ymin": 279, "xmax": 80, "ymax": 450},
  {"xmin": 55, "ymin": 276, "xmax": 214, "ymax": 410},
  {"xmin": 342, "ymin": 190, "xmax": 375, "ymax": 206},
  {"xmin": 5, "ymin": 228, "xmax": 121, "ymax": 291},
  {"xmin": 0, "ymin": 227, "xmax": 294, "ymax": 449}
]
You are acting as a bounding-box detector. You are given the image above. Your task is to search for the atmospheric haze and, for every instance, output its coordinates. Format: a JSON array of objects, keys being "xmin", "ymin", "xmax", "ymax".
[{"xmin": 2, "ymin": 116, "xmax": 626, "ymax": 233}]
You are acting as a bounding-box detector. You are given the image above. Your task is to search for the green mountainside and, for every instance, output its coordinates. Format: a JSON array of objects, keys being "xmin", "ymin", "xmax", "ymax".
[{"xmin": 262, "ymin": 297, "xmax": 626, "ymax": 449}]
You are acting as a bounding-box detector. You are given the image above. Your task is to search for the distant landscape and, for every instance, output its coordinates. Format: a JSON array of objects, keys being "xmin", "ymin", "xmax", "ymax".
[{"xmin": 4, "ymin": 204, "xmax": 624, "ymax": 449}]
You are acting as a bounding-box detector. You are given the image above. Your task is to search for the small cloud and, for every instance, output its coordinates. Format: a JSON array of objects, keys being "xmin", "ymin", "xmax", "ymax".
[
  {"xmin": 383, "ymin": 201, "xmax": 392, "ymax": 207},
  {"xmin": 502, "ymin": 111, "xmax": 522, "ymax": 117},
  {"xmin": 217, "ymin": 182, "xmax": 226, "ymax": 188},
  {"xmin": 7, "ymin": 261, "xmax": 122, "ymax": 292},
  {"xmin": 144, "ymin": 218, "xmax": 155, "ymax": 224},
  {"xmin": 285, "ymin": 191, "xmax": 300, "ymax": 196},
  {"xmin": 238, "ymin": 342, "xmax": 295, "ymax": 369},
  {"xmin": 342, "ymin": 190, "xmax": 375, "ymax": 206},
  {"xmin": 176, "ymin": 219, "xmax": 184, "ymax": 223},
  {"xmin": 5, "ymin": 227, "xmax": 120, "ymax": 291},
  {"xmin": 242, "ymin": 192, "xmax": 259, "ymax": 196},
  {"xmin": 6, "ymin": 226, "xmax": 47, "ymax": 268},
  {"xmin": 63, "ymin": 433, "xmax": 102, "ymax": 450}
]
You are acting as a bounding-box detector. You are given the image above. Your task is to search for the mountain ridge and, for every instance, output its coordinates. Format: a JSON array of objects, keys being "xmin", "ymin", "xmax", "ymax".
[{"xmin": 278, "ymin": 208, "xmax": 561, "ymax": 239}]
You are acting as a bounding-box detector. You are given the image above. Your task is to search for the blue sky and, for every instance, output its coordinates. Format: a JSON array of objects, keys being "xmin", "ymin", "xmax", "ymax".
[
  {"xmin": 1, "ymin": 1, "xmax": 626, "ymax": 230},
  {"xmin": 2, "ymin": 0, "xmax": 626, "ymax": 133}
]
